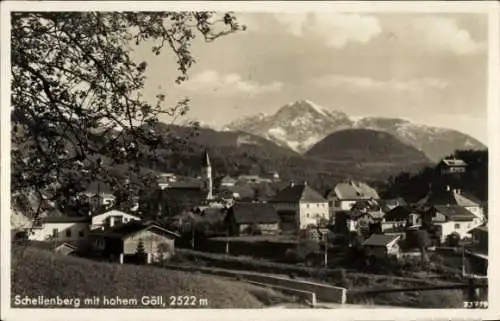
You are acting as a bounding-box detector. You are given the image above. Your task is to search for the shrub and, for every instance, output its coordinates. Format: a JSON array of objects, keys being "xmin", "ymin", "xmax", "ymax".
[
  {"xmin": 430, "ymin": 253, "xmax": 444, "ymax": 266},
  {"xmin": 282, "ymin": 248, "xmax": 299, "ymax": 264},
  {"xmin": 446, "ymin": 232, "xmax": 461, "ymax": 247},
  {"xmin": 338, "ymin": 268, "xmax": 352, "ymax": 288}
]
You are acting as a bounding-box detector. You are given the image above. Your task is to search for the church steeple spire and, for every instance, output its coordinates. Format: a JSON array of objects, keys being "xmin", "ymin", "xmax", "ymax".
[
  {"xmin": 202, "ymin": 149, "xmax": 213, "ymax": 200},
  {"xmin": 203, "ymin": 149, "xmax": 211, "ymax": 168}
]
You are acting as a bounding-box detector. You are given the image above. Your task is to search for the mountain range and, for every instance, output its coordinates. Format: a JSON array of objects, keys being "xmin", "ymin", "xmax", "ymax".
[{"xmin": 223, "ymin": 100, "xmax": 486, "ymax": 162}]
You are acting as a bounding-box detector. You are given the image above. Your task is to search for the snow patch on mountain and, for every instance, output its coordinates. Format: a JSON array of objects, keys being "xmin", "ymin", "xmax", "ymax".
[{"xmin": 224, "ymin": 99, "xmax": 486, "ymax": 160}]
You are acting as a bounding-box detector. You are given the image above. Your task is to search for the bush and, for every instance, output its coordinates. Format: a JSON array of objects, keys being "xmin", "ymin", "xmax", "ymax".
[
  {"xmin": 430, "ymin": 253, "xmax": 444, "ymax": 266},
  {"xmin": 338, "ymin": 268, "xmax": 352, "ymax": 288},
  {"xmin": 282, "ymin": 248, "xmax": 299, "ymax": 264},
  {"xmin": 446, "ymin": 232, "xmax": 461, "ymax": 247}
]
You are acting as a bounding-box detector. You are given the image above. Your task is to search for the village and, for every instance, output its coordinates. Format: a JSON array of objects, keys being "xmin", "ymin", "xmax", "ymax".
[{"xmin": 14, "ymin": 149, "xmax": 488, "ymax": 294}]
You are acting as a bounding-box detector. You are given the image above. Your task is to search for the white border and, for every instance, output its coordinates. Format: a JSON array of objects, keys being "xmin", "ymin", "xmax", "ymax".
[{"xmin": 1, "ymin": 1, "xmax": 499, "ymax": 321}]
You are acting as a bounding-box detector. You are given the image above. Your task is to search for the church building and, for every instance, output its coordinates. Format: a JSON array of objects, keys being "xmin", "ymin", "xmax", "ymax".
[{"xmin": 140, "ymin": 150, "xmax": 214, "ymax": 218}]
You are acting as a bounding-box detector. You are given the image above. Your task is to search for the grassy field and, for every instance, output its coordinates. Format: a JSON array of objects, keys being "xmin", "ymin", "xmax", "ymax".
[{"xmin": 11, "ymin": 246, "xmax": 268, "ymax": 308}]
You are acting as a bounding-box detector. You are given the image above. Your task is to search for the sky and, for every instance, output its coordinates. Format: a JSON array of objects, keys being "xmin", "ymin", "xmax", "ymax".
[{"xmin": 131, "ymin": 12, "xmax": 488, "ymax": 143}]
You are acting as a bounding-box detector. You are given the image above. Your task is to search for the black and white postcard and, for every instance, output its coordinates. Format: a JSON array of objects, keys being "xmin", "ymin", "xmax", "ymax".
[{"xmin": 1, "ymin": 1, "xmax": 499, "ymax": 321}]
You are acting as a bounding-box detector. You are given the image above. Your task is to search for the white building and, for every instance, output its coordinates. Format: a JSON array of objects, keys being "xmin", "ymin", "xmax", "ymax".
[
  {"xmin": 430, "ymin": 205, "xmax": 483, "ymax": 242},
  {"xmin": 90, "ymin": 209, "xmax": 141, "ymax": 231},
  {"xmin": 270, "ymin": 182, "xmax": 329, "ymax": 230},
  {"xmin": 418, "ymin": 186, "xmax": 486, "ymax": 224},
  {"xmin": 28, "ymin": 216, "xmax": 91, "ymax": 244},
  {"xmin": 325, "ymin": 180, "xmax": 380, "ymax": 215}
]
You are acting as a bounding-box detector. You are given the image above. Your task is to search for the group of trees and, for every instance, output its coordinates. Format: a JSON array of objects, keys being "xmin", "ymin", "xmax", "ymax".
[
  {"xmin": 381, "ymin": 150, "xmax": 488, "ymax": 202},
  {"xmin": 11, "ymin": 11, "xmax": 245, "ymax": 219}
]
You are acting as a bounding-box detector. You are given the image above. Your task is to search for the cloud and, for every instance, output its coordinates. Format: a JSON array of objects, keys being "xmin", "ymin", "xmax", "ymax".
[
  {"xmin": 274, "ymin": 13, "xmax": 382, "ymax": 48},
  {"xmin": 384, "ymin": 16, "xmax": 485, "ymax": 55},
  {"xmin": 313, "ymin": 74, "xmax": 449, "ymax": 92},
  {"xmin": 410, "ymin": 17, "xmax": 484, "ymax": 55},
  {"xmin": 182, "ymin": 70, "xmax": 283, "ymax": 96}
]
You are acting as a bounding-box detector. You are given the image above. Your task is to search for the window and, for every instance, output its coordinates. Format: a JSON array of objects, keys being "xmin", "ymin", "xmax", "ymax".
[
  {"xmin": 306, "ymin": 214, "xmax": 310, "ymax": 218},
  {"xmin": 306, "ymin": 204, "xmax": 310, "ymax": 208},
  {"xmin": 66, "ymin": 229, "xmax": 72, "ymax": 237},
  {"xmin": 52, "ymin": 228, "xmax": 59, "ymax": 238},
  {"xmin": 78, "ymin": 230, "xmax": 84, "ymax": 237},
  {"xmin": 454, "ymin": 223, "xmax": 460, "ymax": 229}
]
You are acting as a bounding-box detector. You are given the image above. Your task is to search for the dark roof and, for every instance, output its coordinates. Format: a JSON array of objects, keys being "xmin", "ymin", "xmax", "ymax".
[
  {"xmin": 377, "ymin": 198, "xmax": 408, "ymax": 212},
  {"xmin": 433, "ymin": 205, "xmax": 476, "ymax": 221},
  {"xmin": 159, "ymin": 186, "xmax": 209, "ymax": 203},
  {"xmin": 271, "ymin": 184, "xmax": 326, "ymax": 203},
  {"xmin": 384, "ymin": 206, "xmax": 416, "ymax": 221},
  {"xmin": 84, "ymin": 181, "xmax": 113, "ymax": 194},
  {"xmin": 419, "ymin": 188, "xmax": 481, "ymax": 207},
  {"xmin": 202, "ymin": 207, "xmax": 227, "ymax": 222},
  {"xmin": 351, "ymin": 200, "xmax": 381, "ymax": 212},
  {"xmin": 41, "ymin": 216, "xmax": 91, "ymax": 224},
  {"xmin": 228, "ymin": 202, "xmax": 280, "ymax": 224},
  {"xmin": 362, "ymin": 234, "xmax": 401, "ymax": 247},
  {"xmin": 92, "ymin": 221, "xmax": 180, "ymax": 238}
]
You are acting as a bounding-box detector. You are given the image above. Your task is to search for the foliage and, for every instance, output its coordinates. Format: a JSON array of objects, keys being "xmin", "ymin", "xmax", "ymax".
[
  {"xmin": 296, "ymin": 239, "xmax": 320, "ymax": 262},
  {"xmin": 413, "ymin": 229, "xmax": 431, "ymax": 263},
  {"xmin": 382, "ymin": 150, "xmax": 488, "ymax": 202},
  {"xmin": 446, "ymin": 232, "xmax": 461, "ymax": 247},
  {"xmin": 11, "ymin": 11, "xmax": 244, "ymax": 218}
]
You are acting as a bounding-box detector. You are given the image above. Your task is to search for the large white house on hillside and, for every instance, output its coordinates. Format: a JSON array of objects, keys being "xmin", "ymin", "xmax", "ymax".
[
  {"xmin": 326, "ymin": 180, "xmax": 380, "ymax": 212},
  {"xmin": 270, "ymin": 182, "xmax": 329, "ymax": 230}
]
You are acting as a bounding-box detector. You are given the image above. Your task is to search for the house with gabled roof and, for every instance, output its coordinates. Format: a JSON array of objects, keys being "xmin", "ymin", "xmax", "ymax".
[
  {"xmin": 382, "ymin": 205, "xmax": 422, "ymax": 232},
  {"xmin": 425, "ymin": 205, "xmax": 481, "ymax": 243},
  {"xmin": 270, "ymin": 181, "xmax": 329, "ymax": 230},
  {"xmin": 325, "ymin": 181, "xmax": 380, "ymax": 221},
  {"xmin": 362, "ymin": 234, "xmax": 402, "ymax": 259},
  {"xmin": 225, "ymin": 202, "xmax": 280, "ymax": 236},
  {"xmin": 437, "ymin": 157, "xmax": 467, "ymax": 175},
  {"xmin": 89, "ymin": 221, "xmax": 180, "ymax": 264},
  {"xmin": 418, "ymin": 186, "xmax": 485, "ymax": 223},
  {"xmin": 90, "ymin": 209, "xmax": 141, "ymax": 231},
  {"xmin": 27, "ymin": 215, "xmax": 91, "ymax": 246}
]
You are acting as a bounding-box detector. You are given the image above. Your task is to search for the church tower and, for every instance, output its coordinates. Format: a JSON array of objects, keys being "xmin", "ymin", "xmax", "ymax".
[{"xmin": 202, "ymin": 149, "xmax": 213, "ymax": 199}]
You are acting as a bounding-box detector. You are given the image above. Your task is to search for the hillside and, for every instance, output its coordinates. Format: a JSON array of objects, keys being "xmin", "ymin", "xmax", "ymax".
[
  {"xmin": 11, "ymin": 246, "xmax": 263, "ymax": 308},
  {"xmin": 381, "ymin": 149, "xmax": 488, "ymax": 203},
  {"xmin": 352, "ymin": 117, "xmax": 486, "ymax": 162},
  {"xmin": 141, "ymin": 124, "xmax": 431, "ymax": 193},
  {"xmin": 224, "ymin": 99, "xmax": 486, "ymax": 161},
  {"xmin": 306, "ymin": 129, "xmax": 431, "ymax": 164}
]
